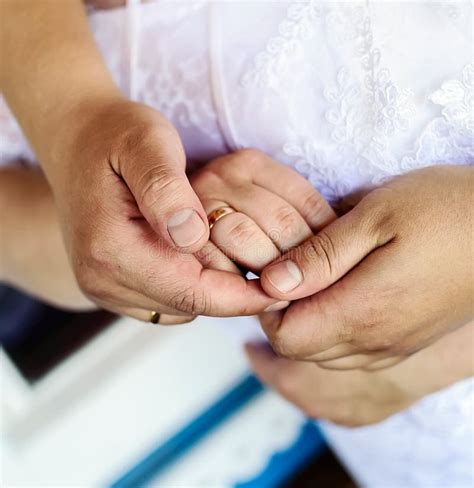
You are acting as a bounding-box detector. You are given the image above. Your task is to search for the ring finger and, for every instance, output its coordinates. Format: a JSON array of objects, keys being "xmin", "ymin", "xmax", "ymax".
[
  {"xmin": 205, "ymin": 200, "xmax": 280, "ymax": 273},
  {"xmin": 226, "ymin": 185, "xmax": 313, "ymax": 251}
]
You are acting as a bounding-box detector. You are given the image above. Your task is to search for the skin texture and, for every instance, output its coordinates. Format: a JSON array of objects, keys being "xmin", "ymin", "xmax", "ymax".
[{"xmin": 256, "ymin": 166, "xmax": 474, "ymax": 370}]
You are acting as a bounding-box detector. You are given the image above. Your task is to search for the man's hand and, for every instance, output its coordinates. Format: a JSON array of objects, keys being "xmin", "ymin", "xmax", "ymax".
[
  {"xmin": 49, "ymin": 102, "xmax": 281, "ymax": 321},
  {"xmin": 1, "ymin": 2, "xmax": 283, "ymax": 321},
  {"xmin": 259, "ymin": 166, "xmax": 474, "ymax": 369}
]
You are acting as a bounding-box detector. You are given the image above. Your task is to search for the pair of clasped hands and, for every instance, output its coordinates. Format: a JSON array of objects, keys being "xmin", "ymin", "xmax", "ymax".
[{"xmin": 53, "ymin": 102, "xmax": 471, "ymax": 425}]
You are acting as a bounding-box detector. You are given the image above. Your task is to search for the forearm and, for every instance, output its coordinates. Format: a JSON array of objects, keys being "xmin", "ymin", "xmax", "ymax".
[
  {"xmin": 0, "ymin": 167, "xmax": 53, "ymax": 282},
  {"xmin": 0, "ymin": 167, "xmax": 95, "ymax": 309},
  {"xmin": 0, "ymin": 0, "xmax": 122, "ymax": 181}
]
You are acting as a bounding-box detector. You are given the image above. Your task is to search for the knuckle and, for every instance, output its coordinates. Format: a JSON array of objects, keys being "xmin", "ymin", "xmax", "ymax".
[
  {"xmin": 304, "ymin": 231, "xmax": 338, "ymax": 278},
  {"xmin": 359, "ymin": 188, "xmax": 398, "ymax": 243},
  {"xmin": 228, "ymin": 218, "xmax": 258, "ymax": 247},
  {"xmin": 170, "ymin": 286, "xmax": 208, "ymax": 315},
  {"xmin": 190, "ymin": 168, "xmax": 223, "ymax": 196},
  {"xmin": 138, "ymin": 171, "xmax": 183, "ymax": 211},
  {"xmin": 204, "ymin": 148, "xmax": 266, "ymax": 182},
  {"xmin": 226, "ymin": 148, "xmax": 266, "ymax": 175},
  {"xmin": 272, "ymin": 206, "xmax": 304, "ymax": 244},
  {"xmin": 301, "ymin": 190, "xmax": 331, "ymax": 226},
  {"xmin": 205, "ymin": 157, "xmax": 237, "ymax": 180}
]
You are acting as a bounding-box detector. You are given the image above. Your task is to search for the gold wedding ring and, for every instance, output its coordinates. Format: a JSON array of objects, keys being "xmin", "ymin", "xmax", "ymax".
[
  {"xmin": 207, "ymin": 206, "xmax": 236, "ymax": 230},
  {"xmin": 149, "ymin": 311, "xmax": 160, "ymax": 324}
]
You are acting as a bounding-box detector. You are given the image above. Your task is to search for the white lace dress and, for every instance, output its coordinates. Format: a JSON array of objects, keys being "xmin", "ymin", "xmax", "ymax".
[{"xmin": 1, "ymin": 1, "xmax": 472, "ymax": 486}]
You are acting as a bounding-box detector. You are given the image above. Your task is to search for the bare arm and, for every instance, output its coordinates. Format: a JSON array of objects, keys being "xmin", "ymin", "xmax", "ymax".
[
  {"xmin": 0, "ymin": 0, "xmax": 123, "ymax": 184},
  {"xmin": 0, "ymin": 167, "xmax": 95, "ymax": 309}
]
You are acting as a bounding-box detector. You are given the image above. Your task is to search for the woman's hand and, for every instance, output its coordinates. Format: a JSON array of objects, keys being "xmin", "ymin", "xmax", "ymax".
[
  {"xmin": 259, "ymin": 166, "xmax": 473, "ymax": 369},
  {"xmin": 246, "ymin": 320, "xmax": 474, "ymax": 427},
  {"xmin": 190, "ymin": 149, "xmax": 336, "ymax": 276}
]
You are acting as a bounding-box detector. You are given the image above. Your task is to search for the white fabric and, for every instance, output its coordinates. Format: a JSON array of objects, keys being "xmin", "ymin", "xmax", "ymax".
[{"xmin": 0, "ymin": 1, "xmax": 473, "ymax": 486}]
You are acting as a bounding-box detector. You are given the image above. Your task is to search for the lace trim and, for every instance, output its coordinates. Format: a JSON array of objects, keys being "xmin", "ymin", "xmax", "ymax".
[
  {"xmin": 275, "ymin": 2, "xmax": 417, "ymax": 202},
  {"xmin": 430, "ymin": 62, "xmax": 474, "ymax": 132},
  {"xmin": 284, "ymin": 62, "xmax": 474, "ymax": 204},
  {"xmin": 265, "ymin": 2, "xmax": 474, "ymax": 202},
  {"xmin": 241, "ymin": 0, "xmax": 323, "ymax": 87},
  {"xmin": 401, "ymin": 62, "xmax": 474, "ymax": 171}
]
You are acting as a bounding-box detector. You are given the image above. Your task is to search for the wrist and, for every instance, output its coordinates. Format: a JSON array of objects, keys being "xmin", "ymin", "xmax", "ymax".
[
  {"xmin": 43, "ymin": 91, "xmax": 126, "ymax": 187},
  {"xmin": 1, "ymin": 0, "xmax": 125, "ymax": 184},
  {"xmin": 46, "ymin": 98, "xmax": 177, "ymax": 189}
]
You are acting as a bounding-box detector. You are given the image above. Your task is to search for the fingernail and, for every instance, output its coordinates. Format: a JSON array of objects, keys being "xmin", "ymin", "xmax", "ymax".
[
  {"xmin": 264, "ymin": 300, "xmax": 290, "ymax": 312},
  {"xmin": 265, "ymin": 260, "xmax": 302, "ymax": 293},
  {"xmin": 168, "ymin": 208, "xmax": 206, "ymax": 248}
]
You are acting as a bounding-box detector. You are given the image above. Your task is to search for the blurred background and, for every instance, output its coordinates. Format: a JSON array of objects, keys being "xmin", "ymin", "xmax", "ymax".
[{"xmin": 1, "ymin": 284, "xmax": 354, "ymax": 487}]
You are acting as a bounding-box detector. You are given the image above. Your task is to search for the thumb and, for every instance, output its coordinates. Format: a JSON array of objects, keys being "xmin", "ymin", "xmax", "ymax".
[
  {"xmin": 260, "ymin": 201, "xmax": 394, "ymax": 300},
  {"xmin": 121, "ymin": 126, "xmax": 209, "ymax": 252}
]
